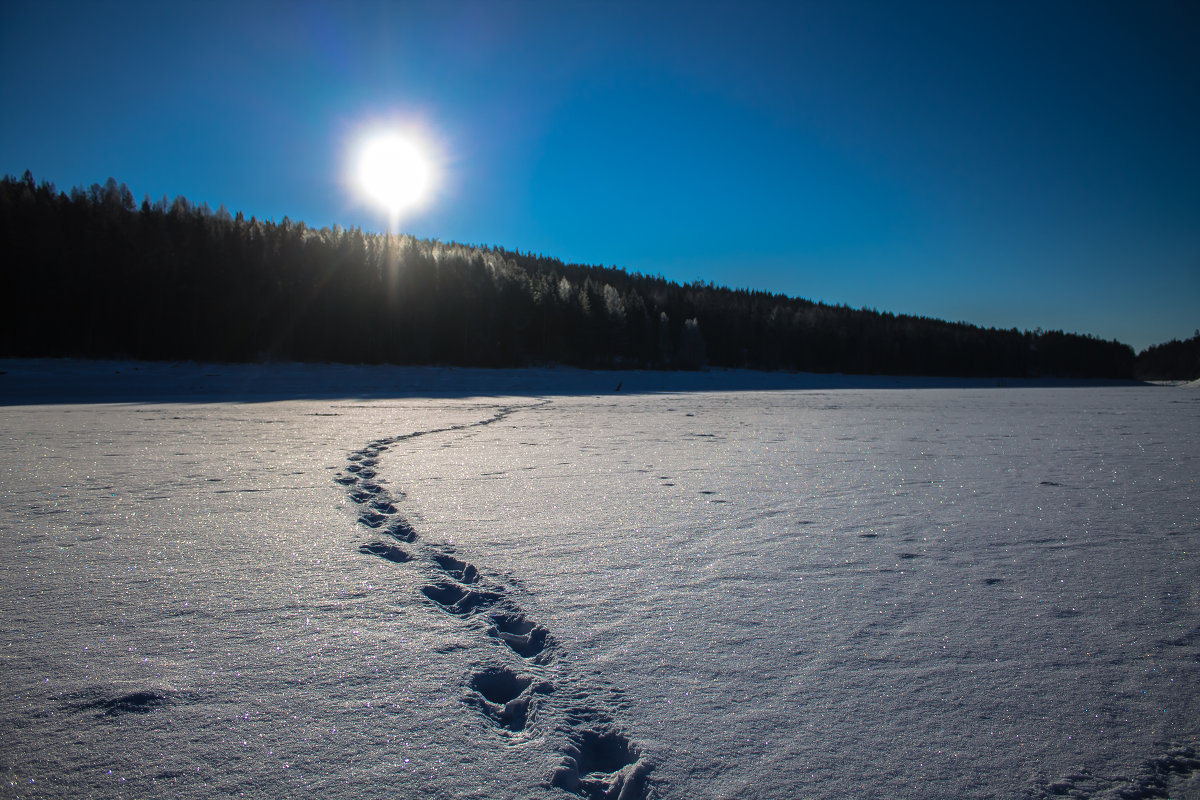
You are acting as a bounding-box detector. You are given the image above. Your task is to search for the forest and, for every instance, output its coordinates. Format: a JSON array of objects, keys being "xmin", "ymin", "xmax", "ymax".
[
  {"xmin": 1135, "ymin": 332, "xmax": 1200, "ymax": 381},
  {"xmin": 0, "ymin": 172, "xmax": 1155, "ymax": 379}
]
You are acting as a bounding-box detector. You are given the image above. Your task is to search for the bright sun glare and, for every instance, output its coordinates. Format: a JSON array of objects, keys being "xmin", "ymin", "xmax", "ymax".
[{"xmin": 357, "ymin": 133, "xmax": 433, "ymax": 220}]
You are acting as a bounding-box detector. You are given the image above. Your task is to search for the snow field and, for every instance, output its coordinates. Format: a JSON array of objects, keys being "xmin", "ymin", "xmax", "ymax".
[
  {"xmin": 376, "ymin": 388, "xmax": 1200, "ymax": 798},
  {"xmin": 1, "ymin": 372, "xmax": 1197, "ymax": 799}
]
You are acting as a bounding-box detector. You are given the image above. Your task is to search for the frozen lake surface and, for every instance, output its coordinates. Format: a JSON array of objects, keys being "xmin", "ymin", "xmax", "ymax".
[{"xmin": 1, "ymin": 361, "xmax": 1198, "ymax": 799}]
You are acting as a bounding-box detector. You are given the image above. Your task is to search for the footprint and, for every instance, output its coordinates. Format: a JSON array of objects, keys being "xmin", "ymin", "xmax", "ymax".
[
  {"xmin": 384, "ymin": 518, "xmax": 417, "ymax": 543},
  {"xmin": 334, "ymin": 475, "xmax": 357, "ymax": 486},
  {"xmin": 349, "ymin": 489, "xmax": 375, "ymax": 504},
  {"xmin": 360, "ymin": 541, "xmax": 410, "ymax": 563},
  {"xmin": 370, "ymin": 500, "xmax": 397, "ymax": 514},
  {"xmin": 433, "ymin": 553, "xmax": 480, "ymax": 584},
  {"xmin": 486, "ymin": 612, "xmax": 553, "ymax": 661},
  {"xmin": 464, "ymin": 667, "xmax": 544, "ymax": 733},
  {"xmin": 422, "ymin": 582, "xmax": 502, "ymax": 617},
  {"xmin": 550, "ymin": 726, "xmax": 652, "ymax": 800},
  {"xmin": 93, "ymin": 691, "xmax": 170, "ymax": 716},
  {"xmin": 358, "ymin": 511, "xmax": 388, "ymax": 528}
]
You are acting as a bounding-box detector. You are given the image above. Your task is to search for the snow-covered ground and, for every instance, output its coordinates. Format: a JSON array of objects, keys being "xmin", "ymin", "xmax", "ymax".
[{"xmin": 1, "ymin": 361, "xmax": 1197, "ymax": 799}]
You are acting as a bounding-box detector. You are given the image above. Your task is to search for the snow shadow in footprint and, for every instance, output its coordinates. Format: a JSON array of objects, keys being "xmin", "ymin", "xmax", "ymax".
[
  {"xmin": 464, "ymin": 667, "xmax": 547, "ymax": 734},
  {"xmin": 68, "ymin": 688, "xmax": 172, "ymax": 717},
  {"xmin": 384, "ymin": 517, "xmax": 417, "ymax": 543},
  {"xmin": 422, "ymin": 582, "xmax": 502, "ymax": 616},
  {"xmin": 550, "ymin": 726, "xmax": 653, "ymax": 800},
  {"xmin": 360, "ymin": 541, "xmax": 410, "ymax": 563},
  {"xmin": 432, "ymin": 553, "xmax": 480, "ymax": 584},
  {"xmin": 486, "ymin": 611, "xmax": 553, "ymax": 662}
]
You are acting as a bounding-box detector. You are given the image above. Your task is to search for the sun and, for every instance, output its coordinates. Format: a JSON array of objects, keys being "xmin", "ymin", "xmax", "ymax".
[{"xmin": 357, "ymin": 132, "xmax": 433, "ymax": 220}]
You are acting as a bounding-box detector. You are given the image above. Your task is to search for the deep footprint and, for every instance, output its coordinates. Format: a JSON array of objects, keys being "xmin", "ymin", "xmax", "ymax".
[
  {"xmin": 551, "ymin": 726, "xmax": 651, "ymax": 800},
  {"xmin": 384, "ymin": 518, "xmax": 418, "ymax": 543},
  {"xmin": 464, "ymin": 667, "xmax": 539, "ymax": 733},
  {"xmin": 358, "ymin": 511, "xmax": 388, "ymax": 528},
  {"xmin": 360, "ymin": 541, "xmax": 410, "ymax": 563},
  {"xmin": 432, "ymin": 553, "xmax": 480, "ymax": 584},
  {"xmin": 486, "ymin": 612, "xmax": 553, "ymax": 661},
  {"xmin": 422, "ymin": 582, "xmax": 502, "ymax": 616}
]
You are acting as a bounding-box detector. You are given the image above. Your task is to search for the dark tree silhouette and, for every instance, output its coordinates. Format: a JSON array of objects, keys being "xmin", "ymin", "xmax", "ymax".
[
  {"xmin": 1136, "ymin": 332, "xmax": 1200, "ymax": 380},
  {"xmin": 0, "ymin": 172, "xmax": 1137, "ymax": 379}
]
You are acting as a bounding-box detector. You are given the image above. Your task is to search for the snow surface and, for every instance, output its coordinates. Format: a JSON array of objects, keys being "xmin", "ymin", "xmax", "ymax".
[{"xmin": 1, "ymin": 361, "xmax": 1198, "ymax": 799}]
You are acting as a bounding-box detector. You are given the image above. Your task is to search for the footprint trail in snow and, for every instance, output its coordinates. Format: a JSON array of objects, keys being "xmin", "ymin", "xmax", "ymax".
[{"xmin": 334, "ymin": 403, "xmax": 658, "ymax": 800}]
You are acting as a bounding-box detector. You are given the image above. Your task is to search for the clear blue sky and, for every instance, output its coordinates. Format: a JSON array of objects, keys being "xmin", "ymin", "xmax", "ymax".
[{"xmin": 3, "ymin": 0, "xmax": 1197, "ymax": 352}]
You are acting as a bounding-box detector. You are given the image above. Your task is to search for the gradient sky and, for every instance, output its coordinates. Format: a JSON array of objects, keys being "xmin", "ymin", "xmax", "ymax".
[{"xmin": 3, "ymin": 1, "xmax": 1197, "ymax": 352}]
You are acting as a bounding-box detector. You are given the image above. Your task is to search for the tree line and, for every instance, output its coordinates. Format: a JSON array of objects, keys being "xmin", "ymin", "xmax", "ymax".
[
  {"xmin": 1135, "ymin": 332, "xmax": 1200, "ymax": 381},
  {"xmin": 1, "ymin": 172, "xmax": 1148, "ymax": 378}
]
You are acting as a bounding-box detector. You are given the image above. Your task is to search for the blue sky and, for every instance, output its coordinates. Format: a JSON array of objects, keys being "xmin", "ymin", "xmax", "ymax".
[{"xmin": 2, "ymin": 0, "xmax": 1197, "ymax": 351}]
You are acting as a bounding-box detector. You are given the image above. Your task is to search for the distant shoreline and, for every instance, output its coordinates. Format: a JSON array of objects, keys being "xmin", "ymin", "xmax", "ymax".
[{"xmin": 0, "ymin": 358, "xmax": 1162, "ymax": 406}]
